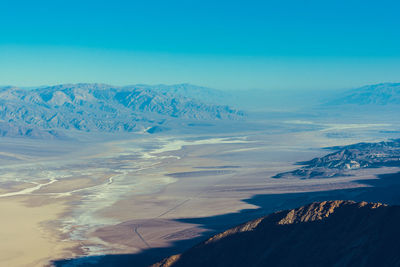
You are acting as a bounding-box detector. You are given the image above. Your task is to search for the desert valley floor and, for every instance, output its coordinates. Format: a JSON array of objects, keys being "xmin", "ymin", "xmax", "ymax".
[{"xmin": 0, "ymin": 118, "xmax": 399, "ymax": 267}]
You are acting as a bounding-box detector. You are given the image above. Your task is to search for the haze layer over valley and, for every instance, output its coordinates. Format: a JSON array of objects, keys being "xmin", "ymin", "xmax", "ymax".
[{"xmin": 0, "ymin": 82, "xmax": 399, "ymax": 267}]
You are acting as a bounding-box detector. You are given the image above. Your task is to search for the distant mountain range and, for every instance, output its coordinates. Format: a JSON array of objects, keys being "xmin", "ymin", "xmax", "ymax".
[
  {"xmin": 154, "ymin": 200, "xmax": 400, "ymax": 267},
  {"xmin": 327, "ymin": 83, "xmax": 400, "ymax": 106},
  {"xmin": 274, "ymin": 139, "xmax": 400, "ymax": 179},
  {"xmin": 138, "ymin": 83, "xmax": 228, "ymax": 105},
  {"xmin": 0, "ymin": 83, "xmax": 244, "ymax": 138},
  {"xmin": 1, "ymin": 82, "xmax": 399, "ymax": 139}
]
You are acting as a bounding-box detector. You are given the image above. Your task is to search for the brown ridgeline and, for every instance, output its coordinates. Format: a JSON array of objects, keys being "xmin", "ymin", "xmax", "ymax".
[{"xmin": 153, "ymin": 200, "xmax": 400, "ymax": 267}]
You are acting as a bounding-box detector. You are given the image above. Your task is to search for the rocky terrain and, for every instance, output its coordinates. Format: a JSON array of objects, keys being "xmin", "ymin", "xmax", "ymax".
[
  {"xmin": 0, "ymin": 83, "xmax": 243, "ymax": 138},
  {"xmin": 154, "ymin": 200, "xmax": 400, "ymax": 267},
  {"xmin": 274, "ymin": 139, "xmax": 400, "ymax": 179}
]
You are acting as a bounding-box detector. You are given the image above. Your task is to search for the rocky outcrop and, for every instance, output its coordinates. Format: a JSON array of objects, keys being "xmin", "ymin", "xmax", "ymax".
[
  {"xmin": 153, "ymin": 200, "xmax": 400, "ymax": 267},
  {"xmin": 274, "ymin": 139, "xmax": 400, "ymax": 179}
]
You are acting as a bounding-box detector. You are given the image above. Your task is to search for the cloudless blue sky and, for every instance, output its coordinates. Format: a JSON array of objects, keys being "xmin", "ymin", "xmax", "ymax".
[{"xmin": 0, "ymin": 0, "xmax": 400, "ymax": 90}]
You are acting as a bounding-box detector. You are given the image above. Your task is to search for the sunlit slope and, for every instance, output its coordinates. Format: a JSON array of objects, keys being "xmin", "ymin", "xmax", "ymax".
[{"xmin": 0, "ymin": 83, "xmax": 244, "ymax": 138}]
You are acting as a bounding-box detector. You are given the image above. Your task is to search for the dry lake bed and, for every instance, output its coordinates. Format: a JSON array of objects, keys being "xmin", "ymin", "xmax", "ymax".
[{"xmin": 0, "ymin": 120, "xmax": 398, "ymax": 267}]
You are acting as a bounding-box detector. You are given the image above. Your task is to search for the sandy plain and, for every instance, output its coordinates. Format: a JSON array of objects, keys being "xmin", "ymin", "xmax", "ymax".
[{"xmin": 0, "ymin": 196, "xmax": 77, "ymax": 267}]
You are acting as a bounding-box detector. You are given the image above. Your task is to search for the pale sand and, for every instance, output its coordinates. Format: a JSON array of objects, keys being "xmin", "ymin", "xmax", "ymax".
[{"xmin": 0, "ymin": 197, "xmax": 77, "ymax": 267}]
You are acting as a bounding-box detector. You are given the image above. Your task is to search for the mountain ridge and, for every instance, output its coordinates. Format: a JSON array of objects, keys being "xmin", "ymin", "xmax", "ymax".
[
  {"xmin": 326, "ymin": 82, "xmax": 400, "ymax": 106},
  {"xmin": 153, "ymin": 200, "xmax": 400, "ymax": 267},
  {"xmin": 274, "ymin": 138, "xmax": 400, "ymax": 179},
  {"xmin": 0, "ymin": 83, "xmax": 244, "ymax": 138}
]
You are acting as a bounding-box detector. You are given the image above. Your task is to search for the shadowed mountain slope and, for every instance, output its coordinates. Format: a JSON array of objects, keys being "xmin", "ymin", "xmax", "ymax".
[{"xmin": 154, "ymin": 200, "xmax": 400, "ymax": 267}]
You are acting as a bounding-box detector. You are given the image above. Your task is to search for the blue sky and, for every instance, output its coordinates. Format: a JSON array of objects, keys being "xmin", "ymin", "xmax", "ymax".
[{"xmin": 0, "ymin": 0, "xmax": 400, "ymax": 90}]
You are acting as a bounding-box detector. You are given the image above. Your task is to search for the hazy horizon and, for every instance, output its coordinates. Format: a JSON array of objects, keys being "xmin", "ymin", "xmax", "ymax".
[{"xmin": 1, "ymin": 1, "xmax": 400, "ymax": 91}]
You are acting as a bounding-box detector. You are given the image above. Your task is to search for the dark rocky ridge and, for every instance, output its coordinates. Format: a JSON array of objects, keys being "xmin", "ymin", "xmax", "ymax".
[
  {"xmin": 274, "ymin": 139, "xmax": 400, "ymax": 179},
  {"xmin": 154, "ymin": 200, "xmax": 400, "ymax": 267}
]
